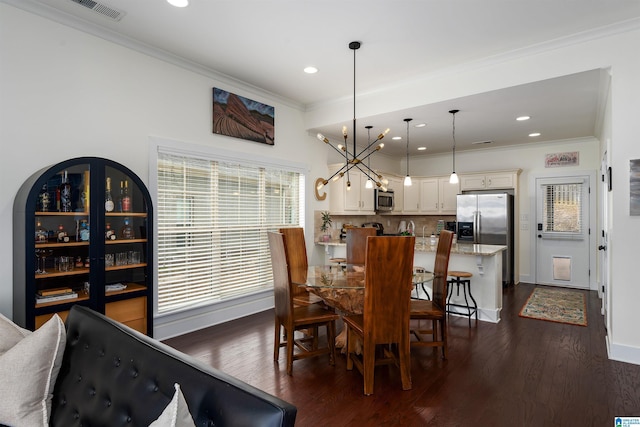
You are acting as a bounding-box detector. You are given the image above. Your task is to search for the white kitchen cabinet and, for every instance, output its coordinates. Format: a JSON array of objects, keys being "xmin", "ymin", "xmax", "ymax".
[
  {"xmin": 439, "ymin": 178, "xmax": 459, "ymax": 214},
  {"xmin": 328, "ymin": 165, "xmax": 375, "ymax": 214},
  {"xmin": 419, "ymin": 178, "xmax": 440, "ymax": 214},
  {"xmin": 402, "ymin": 177, "xmax": 459, "ymax": 215},
  {"xmin": 460, "ymin": 171, "xmax": 517, "ymax": 191},
  {"xmin": 421, "ymin": 177, "xmax": 459, "ymax": 214},
  {"xmin": 402, "ymin": 178, "xmax": 421, "ymax": 213}
]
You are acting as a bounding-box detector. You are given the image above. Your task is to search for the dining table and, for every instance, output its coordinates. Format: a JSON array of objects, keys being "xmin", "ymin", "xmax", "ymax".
[{"xmin": 290, "ymin": 264, "xmax": 434, "ymax": 349}]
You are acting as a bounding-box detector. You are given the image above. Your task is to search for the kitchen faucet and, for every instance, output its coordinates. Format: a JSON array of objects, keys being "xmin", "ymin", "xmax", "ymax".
[{"xmin": 422, "ymin": 225, "xmax": 428, "ymax": 241}]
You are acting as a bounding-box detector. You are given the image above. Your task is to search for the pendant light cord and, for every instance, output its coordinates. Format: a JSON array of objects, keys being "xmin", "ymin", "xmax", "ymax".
[
  {"xmin": 406, "ymin": 120, "xmax": 410, "ymax": 176},
  {"xmin": 452, "ymin": 112, "xmax": 456, "ymax": 173}
]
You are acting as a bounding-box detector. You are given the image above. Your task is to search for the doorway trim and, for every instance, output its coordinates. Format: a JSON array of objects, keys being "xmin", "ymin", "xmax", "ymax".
[{"xmin": 528, "ymin": 169, "xmax": 598, "ymax": 290}]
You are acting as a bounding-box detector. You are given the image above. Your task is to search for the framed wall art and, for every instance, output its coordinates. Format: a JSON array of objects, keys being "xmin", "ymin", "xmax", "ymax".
[
  {"xmin": 545, "ymin": 151, "xmax": 579, "ymax": 168},
  {"xmin": 212, "ymin": 88, "xmax": 275, "ymax": 145}
]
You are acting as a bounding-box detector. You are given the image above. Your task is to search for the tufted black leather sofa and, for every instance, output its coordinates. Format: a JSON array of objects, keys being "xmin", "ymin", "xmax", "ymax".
[{"xmin": 49, "ymin": 306, "xmax": 297, "ymax": 426}]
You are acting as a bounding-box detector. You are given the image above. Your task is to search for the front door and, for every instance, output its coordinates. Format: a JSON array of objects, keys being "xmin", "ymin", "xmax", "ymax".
[{"xmin": 535, "ymin": 175, "xmax": 591, "ymax": 289}]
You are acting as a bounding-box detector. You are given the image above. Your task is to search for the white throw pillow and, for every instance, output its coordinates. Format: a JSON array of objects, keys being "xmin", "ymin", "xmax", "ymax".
[
  {"xmin": 0, "ymin": 313, "xmax": 31, "ymax": 355},
  {"xmin": 149, "ymin": 383, "xmax": 196, "ymax": 427},
  {"xmin": 0, "ymin": 314, "xmax": 66, "ymax": 427}
]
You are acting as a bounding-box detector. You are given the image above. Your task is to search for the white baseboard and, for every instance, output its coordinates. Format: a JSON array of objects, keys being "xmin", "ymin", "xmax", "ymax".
[
  {"xmin": 448, "ymin": 307, "xmax": 500, "ymax": 323},
  {"xmin": 153, "ymin": 290, "xmax": 274, "ymax": 340},
  {"xmin": 606, "ymin": 335, "xmax": 640, "ymax": 366}
]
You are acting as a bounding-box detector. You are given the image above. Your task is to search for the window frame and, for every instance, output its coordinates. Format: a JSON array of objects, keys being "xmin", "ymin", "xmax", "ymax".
[{"xmin": 149, "ymin": 137, "xmax": 307, "ymax": 318}]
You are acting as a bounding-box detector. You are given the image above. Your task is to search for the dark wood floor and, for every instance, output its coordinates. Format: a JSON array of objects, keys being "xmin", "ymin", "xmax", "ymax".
[{"xmin": 163, "ymin": 283, "xmax": 640, "ymax": 426}]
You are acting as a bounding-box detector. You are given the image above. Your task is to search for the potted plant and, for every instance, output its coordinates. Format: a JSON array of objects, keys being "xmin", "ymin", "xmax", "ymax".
[{"xmin": 320, "ymin": 211, "xmax": 332, "ymax": 242}]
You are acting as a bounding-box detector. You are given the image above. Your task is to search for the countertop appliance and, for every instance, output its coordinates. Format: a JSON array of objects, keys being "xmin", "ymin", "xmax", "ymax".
[
  {"xmin": 457, "ymin": 193, "xmax": 514, "ymax": 285},
  {"xmin": 361, "ymin": 222, "xmax": 384, "ymax": 235},
  {"xmin": 374, "ymin": 189, "xmax": 394, "ymax": 212}
]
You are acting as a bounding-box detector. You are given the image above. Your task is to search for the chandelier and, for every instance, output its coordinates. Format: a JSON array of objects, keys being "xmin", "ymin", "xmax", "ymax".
[{"xmin": 316, "ymin": 41, "xmax": 389, "ymax": 193}]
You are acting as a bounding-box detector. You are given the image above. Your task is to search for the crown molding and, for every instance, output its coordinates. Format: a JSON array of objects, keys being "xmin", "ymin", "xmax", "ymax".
[{"xmin": 0, "ymin": 0, "xmax": 304, "ymax": 111}]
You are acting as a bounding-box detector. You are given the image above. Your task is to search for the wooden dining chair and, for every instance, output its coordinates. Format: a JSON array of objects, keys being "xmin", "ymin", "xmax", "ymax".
[
  {"xmin": 268, "ymin": 232, "xmax": 340, "ymax": 375},
  {"xmin": 410, "ymin": 230, "xmax": 454, "ymax": 359},
  {"xmin": 343, "ymin": 235, "xmax": 415, "ymax": 395},
  {"xmin": 346, "ymin": 227, "xmax": 378, "ymax": 265},
  {"xmin": 278, "ymin": 227, "xmax": 324, "ymax": 307}
]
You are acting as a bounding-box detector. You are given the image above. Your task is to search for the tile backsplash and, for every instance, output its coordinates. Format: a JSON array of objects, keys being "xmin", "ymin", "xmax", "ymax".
[{"xmin": 314, "ymin": 211, "xmax": 455, "ymax": 242}]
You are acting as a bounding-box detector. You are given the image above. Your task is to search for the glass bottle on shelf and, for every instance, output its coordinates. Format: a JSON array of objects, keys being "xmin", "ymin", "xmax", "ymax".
[
  {"xmin": 121, "ymin": 180, "xmax": 131, "ymax": 212},
  {"xmin": 35, "ymin": 219, "xmax": 48, "ymax": 243},
  {"xmin": 79, "ymin": 219, "xmax": 90, "ymax": 241},
  {"xmin": 105, "ymin": 177, "xmax": 115, "ymax": 212},
  {"xmin": 105, "ymin": 222, "xmax": 117, "ymax": 240},
  {"xmin": 57, "ymin": 224, "xmax": 69, "ymax": 243},
  {"xmin": 38, "ymin": 184, "xmax": 50, "ymax": 212},
  {"xmin": 120, "ymin": 217, "xmax": 134, "ymax": 239},
  {"xmin": 117, "ymin": 180, "xmax": 123, "ymax": 212},
  {"xmin": 59, "ymin": 170, "xmax": 72, "ymax": 212}
]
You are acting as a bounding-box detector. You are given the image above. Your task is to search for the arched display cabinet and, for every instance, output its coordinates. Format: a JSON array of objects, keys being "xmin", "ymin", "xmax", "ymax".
[{"xmin": 13, "ymin": 157, "xmax": 153, "ymax": 335}]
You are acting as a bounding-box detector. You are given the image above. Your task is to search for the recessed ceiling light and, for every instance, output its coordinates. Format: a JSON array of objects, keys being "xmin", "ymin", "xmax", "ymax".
[
  {"xmin": 417, "ymin": 147, "xmax": 427, "ymax": 151},
  {"xmin": 392, "ymin": 136, "xmax": 402, "ymax": 140},
  {"xmin": 529, "ymin": 132, "xmax": 541, "ymax": 137},
  {"xmin": 167, "ymin": 0, "xmax": 189, "ymax": 7},
  {"xmin": 304, "ymin": 66, "xmax": 318, "ymax": 74},
  {"xmin": 415, "ymin": 123, "xmax": 426, "ymax": 128},
  {"xmin": 516, "ymin": 116, "xmax": 530, "ymax": 121}
]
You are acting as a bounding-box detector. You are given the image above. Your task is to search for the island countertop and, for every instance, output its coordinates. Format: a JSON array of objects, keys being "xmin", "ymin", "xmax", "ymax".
[{"xmin": 316, "ymin": 240, "xmax": 506, "ymax": 256}]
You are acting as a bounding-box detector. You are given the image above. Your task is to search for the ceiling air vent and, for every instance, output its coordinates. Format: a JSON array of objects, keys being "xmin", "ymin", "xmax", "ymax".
[
  {"xmin": 471, "ymin": 140, "xmax": 493, "ymax": 145},
  {"xmin": 69, "ymin": 0, "xmax": 126, "ymax": 21}
]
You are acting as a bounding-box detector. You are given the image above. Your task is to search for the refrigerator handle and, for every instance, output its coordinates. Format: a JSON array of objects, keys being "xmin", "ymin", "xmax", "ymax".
[{"xmin": 474, "ymin": 211, "xmax": 479, "ymax": 244}]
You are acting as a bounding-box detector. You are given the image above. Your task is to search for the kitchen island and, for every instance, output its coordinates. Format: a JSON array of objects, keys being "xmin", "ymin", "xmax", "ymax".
[{"xmin": 317, "ymin": 240, "xmax": 506, "ymax": 323}]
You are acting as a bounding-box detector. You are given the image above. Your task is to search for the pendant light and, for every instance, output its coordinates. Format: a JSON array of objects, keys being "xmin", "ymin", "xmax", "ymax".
[
  {"xmin": 315, "ymin": 41, "xmax": 390, "ymax": 192},
  {"xmin": 449, "ymin": 109, "xmax": 460, "ymax": 184},
  {"xmin": 403, "ymin": 118, "xmax": 413, "ymax": 186},
  {"xmin": 365, "ymin": 126, "xmax": 374, "ymax": 189}
]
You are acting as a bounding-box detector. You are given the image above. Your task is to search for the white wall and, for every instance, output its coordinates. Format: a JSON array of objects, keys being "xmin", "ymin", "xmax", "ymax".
[{"xmin": 0, "ymin": 4, "xmax": 332, "ymax": 336}]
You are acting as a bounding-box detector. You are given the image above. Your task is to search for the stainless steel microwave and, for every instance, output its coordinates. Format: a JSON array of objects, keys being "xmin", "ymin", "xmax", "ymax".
[{"xmin": 375, "ymin": 189, "xmax": 394, "ymax": 212}]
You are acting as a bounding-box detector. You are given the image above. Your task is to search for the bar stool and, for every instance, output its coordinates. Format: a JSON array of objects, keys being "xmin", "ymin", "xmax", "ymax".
[
  {"xmin": 329, "ymin": 257, "xmax": 346, "ymax": 270},
  {"xmin": 446, "ymin": 271, "xmax": 477, "ymax": 326},
  {"xmin": 411, "ymin": 266, "xmax": 431, "ymax": 300}
]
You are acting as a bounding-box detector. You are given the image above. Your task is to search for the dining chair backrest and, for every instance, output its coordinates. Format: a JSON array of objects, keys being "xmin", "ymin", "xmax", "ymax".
[
  {"xmin": 432, "ymin": 230, "xmax": 454, "ymax": 309},
  {"xmin": 279, "ymin": 227, "xmax": 308, "ymax": 286},
  {"xmin": 347, "ymin": 227, "xmax": 378, "ymax": 265},
  {"xmin": 279, "ymin": 227, "xmax": 307, "ymax": 269},
  {"xmin": 364, "ymin": 235, "xmax": 415, "ymax": 343},
  {"xmin": 268, "ymin": 232, "xmax": 293, "ymax": 322}
]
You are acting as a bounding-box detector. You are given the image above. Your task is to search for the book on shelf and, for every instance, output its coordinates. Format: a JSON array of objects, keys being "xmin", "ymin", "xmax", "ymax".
[
  {"xmin": 36, "ymin": 292, "xmax": 78, "ymax": 303},
  {"xmin": 37, "ymin": 287, "xmax": 73, "ymax": 297},
  {"xmin": 106, "ymin": 283, "xmax": 127, "ymax": 292}
]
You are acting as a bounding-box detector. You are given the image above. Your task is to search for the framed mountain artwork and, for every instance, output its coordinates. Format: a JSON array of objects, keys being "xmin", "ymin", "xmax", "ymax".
[{"xmin": 212, "ymin": 88, "xmax": 275, "ymax": 145}]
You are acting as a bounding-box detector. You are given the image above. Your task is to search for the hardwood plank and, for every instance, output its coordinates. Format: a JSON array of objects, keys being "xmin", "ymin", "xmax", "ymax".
[{"xmin": 163, "ymin": 283, "xmax": 640, "ymax": 426}]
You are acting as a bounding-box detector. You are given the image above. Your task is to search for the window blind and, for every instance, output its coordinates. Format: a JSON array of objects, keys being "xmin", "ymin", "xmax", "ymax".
[
  {"xmin": 157, "ymin": 152, "xmax": 304, "ymax": 314},
  {"xmin": 543, "ymin": 182, "xmax": 583, "ymax": 235}
]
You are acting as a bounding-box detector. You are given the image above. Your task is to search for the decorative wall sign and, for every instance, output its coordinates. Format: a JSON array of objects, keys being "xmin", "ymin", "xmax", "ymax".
[
  {"xmin": 545, "ymin": 151, "xmax": 579, "ymax": 168},
  {"xmin": 212, "ymin": 88, "xmax": 274, "ymax": 145},
  {"xmin": 630, "ymin": 160, "xmax": 640, "ymax": 215},
  {"xmin": 314, "ymin": 178, "xmax": 327, "ymax": 201}
]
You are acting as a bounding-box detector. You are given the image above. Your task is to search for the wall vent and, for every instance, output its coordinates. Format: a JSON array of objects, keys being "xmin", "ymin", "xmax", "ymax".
[{"xmin": 70, "ymin": 0, "xmax": 126, "ymax": 21}]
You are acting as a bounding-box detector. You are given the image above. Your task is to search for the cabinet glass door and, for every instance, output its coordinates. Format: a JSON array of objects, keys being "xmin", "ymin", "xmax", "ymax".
[
  {"xmin": 103, "ymin": 165, "xmax": 150, "ymax": 333},
  {"xmin": 33, "ymin": 163, "xmax": 92, "ymax": 324}
]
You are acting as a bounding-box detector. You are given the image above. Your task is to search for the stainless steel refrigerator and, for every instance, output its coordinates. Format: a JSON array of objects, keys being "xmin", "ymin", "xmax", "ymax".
[{"xmin": 456, "ymin": 193, "xmax": 514, "ymax": 285}]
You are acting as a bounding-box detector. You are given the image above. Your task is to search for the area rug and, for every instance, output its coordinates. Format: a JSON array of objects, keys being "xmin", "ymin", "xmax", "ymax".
[{"xmin": 519, "ymin": 287, "xmax": 587, "ymax": 326}]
